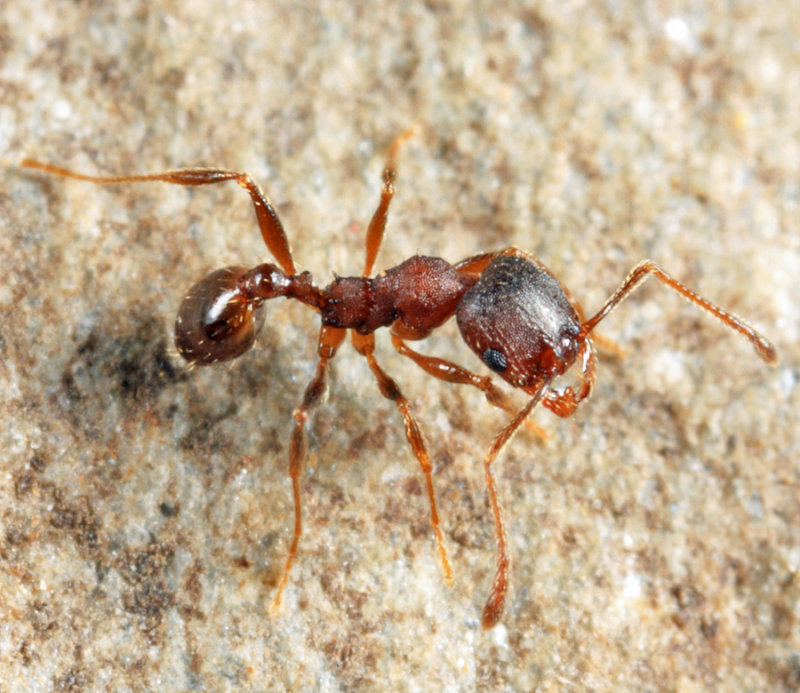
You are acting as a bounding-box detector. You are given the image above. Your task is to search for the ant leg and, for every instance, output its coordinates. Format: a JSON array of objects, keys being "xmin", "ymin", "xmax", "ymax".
[
  {"xmin": 454, "ymin": 251, "xmax": 502, "ymax": 279},
  {"xmin": 480, "ymin": 382, "xmax": 547, "ymax": 630},
  {"xmin": 270, "ymin": 325, "xmax": 346, "ymax": 614},
  {"xmin": 582, "ymin": 260, "xmax": 777, "ymax": 364},
  {"xmin": 362, "ymin": 128, "xmax": 417, "ymax": 276},
  {"xmin": 21, "ymin": 159, "xmax": 296, "ymax": 275},
  {"xmin": 456, "ymin": 247, "xmax": 543, "ymax": 278},
  {"xmin": 350, "ymin": 331, "xmax": 454, "ymax": 585},
  {"xmin": 542, "ymin": 339, "xmax": 596, "ymax": 417},
  {"xmin": 390, "ymin": 334, "xmax": 549, "ymax": 439}
]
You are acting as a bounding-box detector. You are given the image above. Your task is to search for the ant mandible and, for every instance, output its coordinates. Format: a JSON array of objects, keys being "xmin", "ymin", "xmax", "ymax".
[{"xmin": 22, "ymin": 130, "xmax": 777, "ymax": 630}]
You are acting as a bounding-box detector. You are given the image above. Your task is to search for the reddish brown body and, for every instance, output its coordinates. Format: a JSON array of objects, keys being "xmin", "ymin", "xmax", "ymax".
[
  {"xmin": 22, "ymin": 133, "xmax": 776, "ymax": 630},
  {"xmin": 322, "ymin": 256, "xmax": 475, "ymax": 337}
]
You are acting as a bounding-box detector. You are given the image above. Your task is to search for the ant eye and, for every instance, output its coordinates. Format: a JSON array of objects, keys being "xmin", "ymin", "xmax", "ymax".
[
  {"xmin": 175, "ymin": 266, "xmax": 265, "ymax": 365},
  {"xmin": 482, "ymin": 348, "xmax": 508, "ymax": 373}
]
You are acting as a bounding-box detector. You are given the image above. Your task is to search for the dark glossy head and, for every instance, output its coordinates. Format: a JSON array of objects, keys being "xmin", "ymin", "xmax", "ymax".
[
  {"xmin": 175, "ymin": 266, "xmax": 266, "ymax": 365},
  {"xmin": 456, "ymin": 252, "xmax": 583, "ymax": 392}
]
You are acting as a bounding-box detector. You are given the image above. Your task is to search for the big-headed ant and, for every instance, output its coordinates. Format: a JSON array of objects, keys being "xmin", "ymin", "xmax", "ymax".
[{"xmin": 22, "ymin": 131, "xmax": 777, "ymax": 629}]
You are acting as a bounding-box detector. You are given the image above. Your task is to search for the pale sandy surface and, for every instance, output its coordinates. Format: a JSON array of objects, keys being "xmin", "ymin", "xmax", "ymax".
[{"xmin": 1, "ymin": 2, "xmax": 798, "ymax": 691}]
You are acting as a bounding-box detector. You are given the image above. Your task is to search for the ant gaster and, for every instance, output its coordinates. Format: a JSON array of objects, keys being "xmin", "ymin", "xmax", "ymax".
[{"xmin": 22, "ymin": 131, "xmax": 777, "ymax": 630}]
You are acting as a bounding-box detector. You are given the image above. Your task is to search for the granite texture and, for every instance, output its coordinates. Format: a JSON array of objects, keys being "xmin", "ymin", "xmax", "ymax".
[{"xmin": 1, "ymin": 1, "xmax": 798, "ymax": 691}]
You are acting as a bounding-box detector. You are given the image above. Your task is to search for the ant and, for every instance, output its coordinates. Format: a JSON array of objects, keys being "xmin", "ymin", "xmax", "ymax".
[{"xmin": 22, "ymin": 130, "xmax": 777, "ymax": 630}]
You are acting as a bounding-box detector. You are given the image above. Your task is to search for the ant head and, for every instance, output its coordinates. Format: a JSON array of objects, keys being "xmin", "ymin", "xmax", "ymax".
[
  {"xmin": 456, "ymin": 253, "xmax": 583, "ymax": 390},
  {"xmin": 175, "ymin": 266, "xmax": 266, "ymax": 365}
]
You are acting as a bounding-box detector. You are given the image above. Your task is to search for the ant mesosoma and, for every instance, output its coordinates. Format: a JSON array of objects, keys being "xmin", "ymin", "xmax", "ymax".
[{"xmin": 22, "ymin": 131, "xmax": 777, "ymax": 630}]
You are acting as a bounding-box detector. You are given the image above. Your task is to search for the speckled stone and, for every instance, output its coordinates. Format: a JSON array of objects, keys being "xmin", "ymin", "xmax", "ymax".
[{"xmin": 1, "ymin": 2, "xmax": 798, "ymax": 691}]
